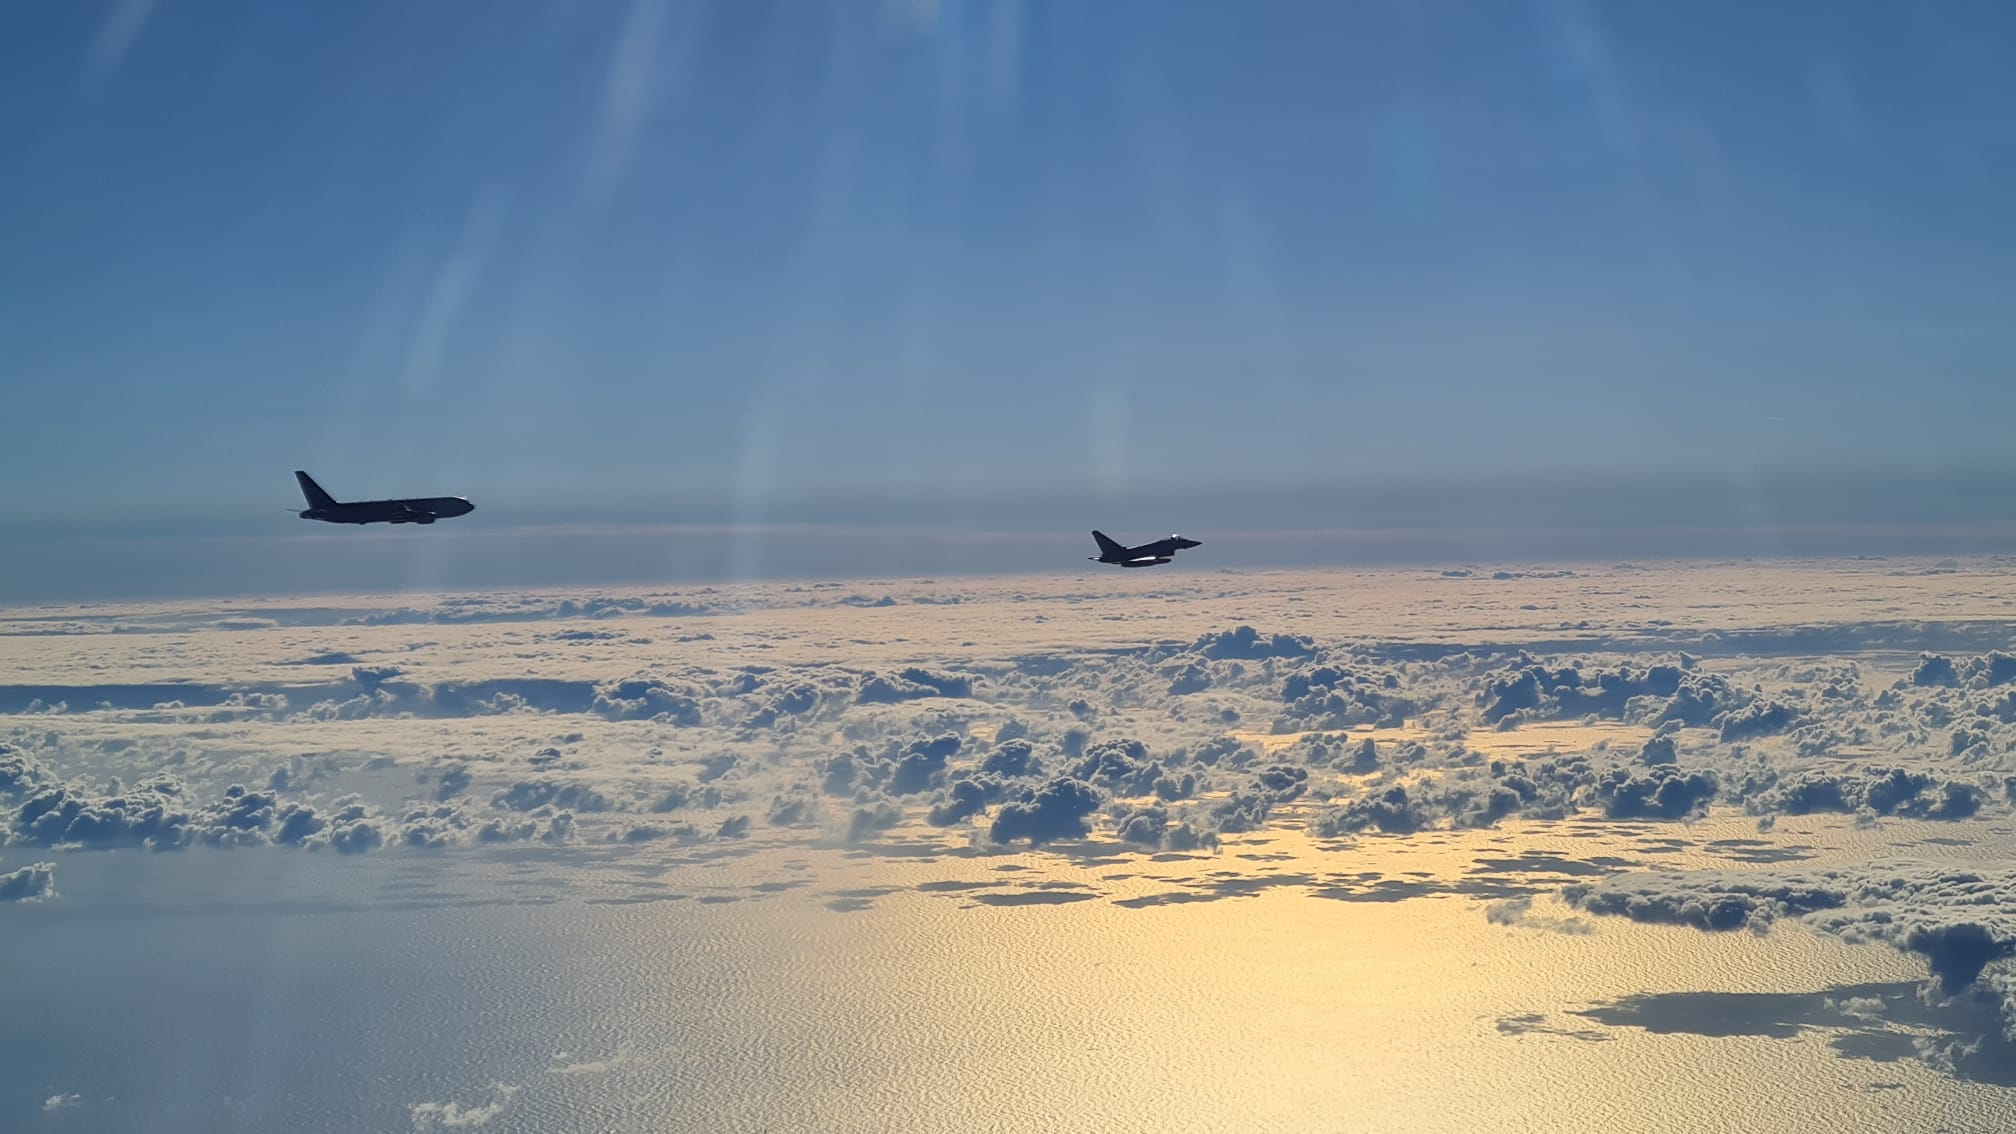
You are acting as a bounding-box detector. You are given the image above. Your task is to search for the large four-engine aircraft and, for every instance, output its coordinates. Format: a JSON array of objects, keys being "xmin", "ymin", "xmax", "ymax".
[
  {"xmin": 1089, "ymin": 530, "xmax": 1202, "ymax": 568},
  {"xmin": 291, "ymin": 471, "xmax": 475, "ymax": 526}
]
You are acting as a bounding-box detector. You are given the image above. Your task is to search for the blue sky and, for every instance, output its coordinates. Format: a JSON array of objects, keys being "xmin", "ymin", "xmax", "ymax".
[{"xmin": 4, "ymin": 1, "xmax": 2015, "ymax": 595}]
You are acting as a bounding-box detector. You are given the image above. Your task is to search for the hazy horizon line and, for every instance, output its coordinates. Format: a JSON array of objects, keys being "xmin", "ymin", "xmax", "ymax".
[
  {"xmin": 7, "ymin": 517, "xmax": 2016, "ymax": 605},
  {"xmin": 17, "ymin": 459, "xmax": 2016, "ymax": 536}
]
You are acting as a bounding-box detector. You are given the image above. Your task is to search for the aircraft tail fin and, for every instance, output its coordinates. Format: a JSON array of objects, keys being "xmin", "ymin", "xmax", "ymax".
[
  {"xmin": 294, "ymin": 471, "xmax": 339, "ymax": 510},
  {"xmin": 1092, "ymin": 530, "xmax": 1126, "ymax": 558}
]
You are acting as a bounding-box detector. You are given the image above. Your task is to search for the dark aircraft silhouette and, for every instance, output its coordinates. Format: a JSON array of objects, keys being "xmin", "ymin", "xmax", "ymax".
[
  {"xmin": 1089, "ymin": 530, "xmax": 1202, "ymax": 568},
  {"xmin": 291, "ymin": 471, "xmax": 474, "ymax": 526}
]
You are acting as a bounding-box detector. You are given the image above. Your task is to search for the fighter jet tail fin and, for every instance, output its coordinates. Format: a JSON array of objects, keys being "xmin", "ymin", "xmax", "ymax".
[
  {"xmin": 294, "ymin": 471, "xmax": 339, "ymax": 510},
  {"xmin": 1092, "ymin": 530, "xmax": 1126, "ymax": 558}
]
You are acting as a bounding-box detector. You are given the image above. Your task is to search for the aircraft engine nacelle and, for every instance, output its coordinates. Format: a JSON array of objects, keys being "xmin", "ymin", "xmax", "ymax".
[
  {"xmin": 414, "ymin": 515, "xmax": 436, "ymax": 524},
  {"xmin": 1122, "ymin": 557, "xmax": 1173, "ymax": 568}
]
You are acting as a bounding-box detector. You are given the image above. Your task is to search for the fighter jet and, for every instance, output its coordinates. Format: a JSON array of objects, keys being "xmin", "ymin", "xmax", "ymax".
[
  {"xmin": 1088, "ymin": 530, "xmax": 1202, "ymax": 568},
  {"xmin": 290, "ymin": 471, "xmax": 475, "ymax": 526}
]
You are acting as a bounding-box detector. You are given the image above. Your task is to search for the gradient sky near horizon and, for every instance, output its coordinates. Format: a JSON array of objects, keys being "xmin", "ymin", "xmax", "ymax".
[{"xmin": 3, "ymin": 1, "xmax": 2016, "ymax": 583}]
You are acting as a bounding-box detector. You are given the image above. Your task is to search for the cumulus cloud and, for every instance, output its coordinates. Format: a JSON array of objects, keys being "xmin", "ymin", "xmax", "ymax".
[
  {"xmin": 409, "ymin": 1082, "xmax": 519, "ymax": 1130},
  {"xmin": 1745, "ymin": 766, "xmax": 1984, "ymax": 821},
  {"xmin": 1068, "ymin": 737, "xmax": 1196, "ymax": 800},
  {"xmin": 744, "ymin": 678, "xmax": 829, "ymax": 731},
  {"xmin": 889, "ymin": 734, "xmax": 960, "ymax": 795},
  {"xmin": 434, "ymin": 764, "xmax": 473, "ymax": 801},
  {"xmin": 990, "ymin": 778, "xmax": 1102, "ymax": 846},
  {"xmin": 841, "ymin": 799, "xmax": 899, "ymax": 843},
  {"xmin": 818, "ymin": 733, "xmax": 969, "ymax": 802},
  {"xmin": 927, "ymin": 774, "xmax": 1010, "ymax": 828},
  {"xmin": 1478, "ymin": 660, "xmax": 1720, "ymax": 725},
  {"xmin": 0, "ymin": 750, "xmax": 394, "ymax": 855},
  {"xmin": 1192, "ymin": 625, "xmax": 1315, "ymax": 661},
  {"xmin": 1484, "ymin": 896, "xmax": 1595, "ymax": 935},
  {"xmin": 1716, "ymin": 697, "xmax": 1804, "ymax": 742},
  {"xmin": 1567, "ymin": 864, "xmax": 2016, "ymax": 1001},
  {"xmin": 10, "ymin": 772, "xmax": 194, "ymax": 849},
  {"xmin": 492, "ymin": 779, "xmax": 612, "ymax": 813},
  {"xmin": 476, "ymin": 816, "xmax": 540, "ymax": 844},
  {"xmin": 1312, "ymin": 785, "xmax": 1430, "ymax": 836},
  {"xmin": 0, "ymin": 747, "xmax": 53, "ymax": 795},
  {"xmin": 591, "ymin": 678, "xmax": 703, "ymax": 725},
  {"xmin": 326, "ymin": 799, "xmax": 387, "ymax": 854},
  {"xmin": 857, "ymin": 668, "xmax": 974, "ymax": 704},
  {"xmin": 1595, "ymin": 767, "xmax": 1719, "ymax": 820},
  {"xmin": 1306, "ymin": 756, "xmax": 1590, "ymax": 836},
  {"xmin": 1911, "ymin": 653, "xmax": 1961, "ymax": 687},
  {"xmin": 5, "ymin": 580, "xmax": 2015, "ymax": 924},
  {"xmin": 1110, "ymin": 802, "xmax": 1218, "ymax": 852},
  {"xmin": 979, "ymin": 738, "xmax": 1038, "ymax": 778},
  {"xmin": 0, "ymin": 860, "xmax": 56, "ymax": 902},
  {"xmin": 1277, "ymin": 662, "xmax": 1417, "ymax": 729}
]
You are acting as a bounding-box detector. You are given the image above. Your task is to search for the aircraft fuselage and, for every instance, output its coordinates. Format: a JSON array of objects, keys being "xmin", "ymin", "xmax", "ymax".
[
  {"xmin": 293, "ymin": 471, "xmax": 474, "ymax": 526},
  {"xmin": 1089, "ymin": 531, "xmax": 1201, "ymax": 568},
  {"xmin": 299, "ymin": 497, "xmax": 475, "ymax": 525}
]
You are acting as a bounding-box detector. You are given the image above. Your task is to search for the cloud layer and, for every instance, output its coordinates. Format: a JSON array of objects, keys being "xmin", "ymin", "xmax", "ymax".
[{"xmin": 4, "ymin": 563, "xmax": 2014, "ymax": 1066}]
